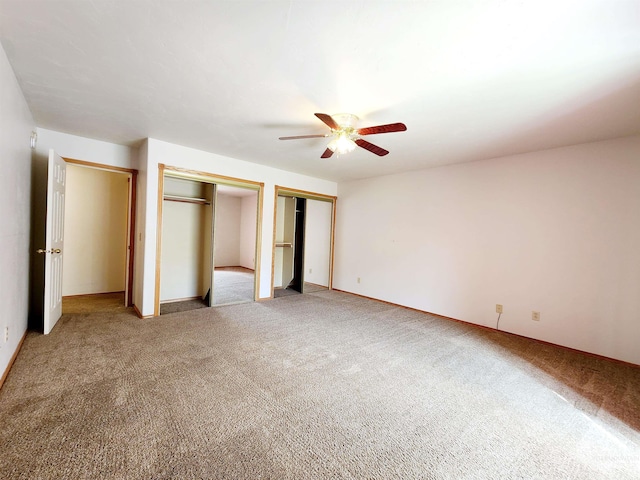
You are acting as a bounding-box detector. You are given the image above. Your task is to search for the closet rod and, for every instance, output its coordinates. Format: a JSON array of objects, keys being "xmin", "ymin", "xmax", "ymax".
[{"xmin": 163, "ymin": 194, "xmax": 211, "ymax": 205}]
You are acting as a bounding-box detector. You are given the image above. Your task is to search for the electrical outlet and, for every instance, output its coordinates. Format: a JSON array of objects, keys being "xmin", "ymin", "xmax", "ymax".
[
  {"xmin": 309, "ymin": 268, "xmax": 312, "ymax": 274},
  {"xmin": 532, "ymin": 311, "xmax": 540, "ymax": 321},
  {"xmin": 4, "ymin": 326, "xmax": 8, "ymax": 342},
  {"xmin": 496, "ymin": 304, "xmax": 503, "ymax": 314},
  {"xmin": 357, "ymin": 277, "xmax": 361, "ymax": 284}
]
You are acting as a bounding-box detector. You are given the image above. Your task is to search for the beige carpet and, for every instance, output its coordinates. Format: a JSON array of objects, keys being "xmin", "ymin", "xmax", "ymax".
[
  {"xmin": 213, "ymin": 267, "xmax": 254, "ymax": 306},
  {"xmin": 1, "ymin": 291, "xmax": 639, "ymax": 479},
  {"xmin": 274, "ymin": 282, "xmax": 329, "ymax": 298},
  {"xmin": 160, "ymin": 297, "xmax": 208, "ymax": 315},
  {"xmin": 160, "ymin": 267, "xmax": 255, "ymax": 314}
]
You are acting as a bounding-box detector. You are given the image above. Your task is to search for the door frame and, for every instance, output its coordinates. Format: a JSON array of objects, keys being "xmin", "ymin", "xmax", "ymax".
[
  {"xmin": 63, "ymin": 157, "xmax": 138, "ymax": 306},
  {"xmin": 155, "ymin": 164, "xmax": 264, "ymax": 316},
  {"xmin": 271, "ymin": 186, "xmax": 337, "ymax": 297}
]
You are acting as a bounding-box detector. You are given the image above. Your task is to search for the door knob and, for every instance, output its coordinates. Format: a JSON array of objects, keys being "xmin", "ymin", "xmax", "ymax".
[
  {"xmin": 36, "ymin": 249, "xmax": 48, "ymax": 254},
  {"xmin": 36, "ymin": 249, "xmax": 62, "ymax": 254}
]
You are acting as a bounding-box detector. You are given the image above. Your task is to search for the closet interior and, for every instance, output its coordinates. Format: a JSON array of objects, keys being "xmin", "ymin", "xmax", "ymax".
[{"xmin": 273, "ymin": 194, "xmax": 334, "ymax": 297}]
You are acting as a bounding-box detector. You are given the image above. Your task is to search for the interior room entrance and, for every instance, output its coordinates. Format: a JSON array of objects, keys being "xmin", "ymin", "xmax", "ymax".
[{"xmin": 60, "ymin": 160, "xmax": 136, "ymax": 315}]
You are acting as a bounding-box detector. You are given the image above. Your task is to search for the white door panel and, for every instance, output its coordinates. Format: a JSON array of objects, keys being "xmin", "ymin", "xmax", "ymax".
[{"xmin": 43, "ymin": 150, "xmax": 66, "ymax": 334}]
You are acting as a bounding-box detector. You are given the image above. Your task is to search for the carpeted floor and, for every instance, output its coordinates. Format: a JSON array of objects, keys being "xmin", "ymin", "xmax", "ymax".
[
  {"xmin": 160, "ymin": 297, "xmax": 209, "ymax": 315},
  {"xmin": 213, "ymin": 267, "xmax": 255, "ymax": 306},
  {"xmin": 274, "ymin": 282, "xmax": 328, "ymax": 298},
  {"xmin": 160, "ymin": 267, "xmax": 255, "ymax": 314},
  {"xmin": 1, "ymin": 290, "xmax": 639, "ymax": 479}
]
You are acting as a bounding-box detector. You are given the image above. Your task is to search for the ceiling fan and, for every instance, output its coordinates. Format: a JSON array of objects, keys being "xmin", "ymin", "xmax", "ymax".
[{"xmin": 279, "ymin": 113, "xmax": 407, "ymax": 158}]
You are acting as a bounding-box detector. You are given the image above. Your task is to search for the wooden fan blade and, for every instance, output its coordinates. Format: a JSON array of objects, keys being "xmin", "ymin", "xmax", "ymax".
[
  {"xmin": 315, "ymin": 113, "xmax": 339, "ymax": 130},
  {"xmin": 320, "ymin": 148, "xmax": 334, "ymax": 158},
  {"xmin": 355, "ymin": 139, "xmax": 389, "ymax": 156},
  {"xmin": 357, "ymin": 123, "xmax": 407, "ymax": 136},
  {"xmin": 279, "ymin": 134, "xmax": 328, "ymax": 140}
]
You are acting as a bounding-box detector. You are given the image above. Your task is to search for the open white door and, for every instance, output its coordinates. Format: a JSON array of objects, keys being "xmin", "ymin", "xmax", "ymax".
[{"xmin": 41, "ymin": 150, "xmax": 66, "ymax": 334}]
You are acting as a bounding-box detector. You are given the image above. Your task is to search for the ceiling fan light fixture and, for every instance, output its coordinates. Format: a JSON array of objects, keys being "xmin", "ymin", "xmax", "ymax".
[
  {"xmin": 279, "ymin": 112, "xmax": 405, "ymax": 158},
  {"xmin": 328, "ymin": 132, "xmax": 356, "ymax": 154}
]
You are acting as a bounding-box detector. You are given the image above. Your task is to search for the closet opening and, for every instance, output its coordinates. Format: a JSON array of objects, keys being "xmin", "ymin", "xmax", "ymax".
[
  {"xmin": 155, "ymin": 165, "xmax": 262, "ymax": 316},
  {"xmin": 272, "ymin": 187, "xmax": 336, "ymax": 298}
]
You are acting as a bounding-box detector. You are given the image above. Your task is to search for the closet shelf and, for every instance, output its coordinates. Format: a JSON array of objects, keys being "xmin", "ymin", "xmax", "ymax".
[{"xmin": 163, "ymin": 194, "xmax": 211, "ymax": 205}]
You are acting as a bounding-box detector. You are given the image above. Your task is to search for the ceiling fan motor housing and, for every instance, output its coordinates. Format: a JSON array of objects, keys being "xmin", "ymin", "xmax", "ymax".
[{"xmin": 331, "ymin": 113, "xmax": 359, "ymax": 131}]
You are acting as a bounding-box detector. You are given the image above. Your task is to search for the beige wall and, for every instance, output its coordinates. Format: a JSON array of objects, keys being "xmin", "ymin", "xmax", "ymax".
[
  {"xmin": 0, "ymin": 42, "xmax": 34, "ymax": 376},
  {"xmin": 62, "ymin": 165, "xmax": 129, "ymax": 296},
  {"xmin": 214, "ymin": 194, "xmax": 241, "ymax": 267},
  {"xmin": 215, "ymin": 191, "xmax": 259, "ymax": 269}
]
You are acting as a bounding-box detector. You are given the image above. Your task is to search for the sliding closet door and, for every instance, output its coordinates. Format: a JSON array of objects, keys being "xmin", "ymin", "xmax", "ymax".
[
  {"xmin": 279, "ymin": 196, "xmax": 296, "ymax": 288},
  {"xmin": 289, "ymin": 197, "xmax": 306, "ymax": 293},
  {"xmin": 205, "ymin": 184, "xmax": 216, "ymax": 306},
  {"xmin": 303, "ymin": 199, "xmax": 333, "ymax": 289}
]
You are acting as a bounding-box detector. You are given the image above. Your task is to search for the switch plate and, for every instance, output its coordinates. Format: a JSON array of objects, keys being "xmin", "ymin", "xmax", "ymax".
[
  {"xmin": 532, "ymin": 311, "xmax": 540, "ymax": 321},
  {"xmin": 496, "ymin": 304, "xmax": 503, "ymax": 314},
  {"xmin": 357, "ymin": 277, "xmax": 361, "ymax": 284}
]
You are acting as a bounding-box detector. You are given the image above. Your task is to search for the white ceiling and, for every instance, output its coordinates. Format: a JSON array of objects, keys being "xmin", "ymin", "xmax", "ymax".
[{"xmin": 1, "ymin": 0, "xmax": 639, "ymax": 182}]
